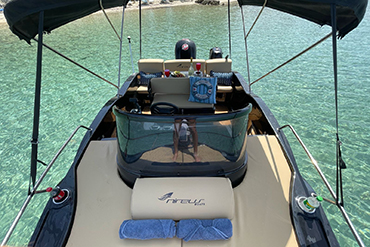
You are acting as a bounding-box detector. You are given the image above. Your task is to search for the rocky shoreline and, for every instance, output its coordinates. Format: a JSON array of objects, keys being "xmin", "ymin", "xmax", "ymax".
[{"xmin": 0, "ymin": 0, "xmax": 237, "ymax": 26}]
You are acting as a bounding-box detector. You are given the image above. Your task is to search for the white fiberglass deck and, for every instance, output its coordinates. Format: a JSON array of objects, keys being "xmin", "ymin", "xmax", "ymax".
[{"xmin": 66, "ymin": 135, "xmax": 298, "ymax": 247}]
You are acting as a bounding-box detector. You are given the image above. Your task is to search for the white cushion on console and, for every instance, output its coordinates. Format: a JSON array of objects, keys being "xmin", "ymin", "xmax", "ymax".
[
  {"xmin": 138, "ymin": 59, "xmax": 164, "ymax": 73},
  {"xmin": 131, "ymin": 177, "xmax": 234, "ymax": 220},
  {"xmin": 205, "ymin": 58, "xmax": 232, "ymax": 74},
  {"xmin": 164, "ymin": 59, "xmax": 206, "ymax": 73}
]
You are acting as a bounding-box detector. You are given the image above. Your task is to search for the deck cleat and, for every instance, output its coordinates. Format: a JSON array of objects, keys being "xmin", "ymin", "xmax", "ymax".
[
  {"xmin": 46, "ymin": 187, "xmax": 69, "ymax": 204},
  {"xmin": 297, "ymin": 194, "xmax": 323, "ymax": 214}
]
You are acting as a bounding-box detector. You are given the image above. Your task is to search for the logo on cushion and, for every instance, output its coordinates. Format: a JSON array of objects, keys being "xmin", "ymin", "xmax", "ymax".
[
  {"xmin": 158, "ymin": 192, "xmax": 174, "ymax": 201},
  {"xmin": 158, "ymin": 192, "xmax": 205, "ymax": 206}
]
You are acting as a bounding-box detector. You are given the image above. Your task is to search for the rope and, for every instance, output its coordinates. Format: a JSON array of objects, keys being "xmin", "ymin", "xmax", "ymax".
[
  {"xmin": 250, "ymin": 32, "xmax": 332, "ymax": 86},
  {"xmin": 245, "ymin": 0, "xmax": 267, "ymax": 40},
  {"xmin": 33, "ymin": 38, "xmax": 119, "ymax": 89},
  {"xmin": 241, "ymin": 1, "xmax": 267, "ymax": 90},
  {"xmin": 99, "ymin": 0, "xmax": 121, "ymax": 41}
]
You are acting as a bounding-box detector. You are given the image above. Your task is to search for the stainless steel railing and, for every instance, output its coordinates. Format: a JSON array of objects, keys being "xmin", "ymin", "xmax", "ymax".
[
  {"xmin": 1, "ymin": 125, "xmax": 91, "ymax": 247},
  {"xmin": 278, "ymin": 124, "xmax": 365, "ymax": 247}
]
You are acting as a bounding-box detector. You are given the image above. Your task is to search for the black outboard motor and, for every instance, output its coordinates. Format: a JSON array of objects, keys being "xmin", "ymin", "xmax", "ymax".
[
  {"xmin": 175, "ymin": 39, "xmax": 196, "ymax": 59},
  {"xmin": 209, "ymin": 47, "xmax": 223, "ymax": 59}
]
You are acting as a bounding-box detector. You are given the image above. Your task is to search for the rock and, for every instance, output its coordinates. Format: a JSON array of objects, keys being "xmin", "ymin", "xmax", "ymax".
[
  {"xmin": 196, "ymin": 0, "xmax": 220, "ymax": 5},
  {"xmin": 201, "ymin": 0, "xmax": 220, "ymax": 4}
]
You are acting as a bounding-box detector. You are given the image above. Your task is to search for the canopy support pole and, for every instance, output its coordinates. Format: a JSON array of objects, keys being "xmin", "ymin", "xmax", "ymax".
[
  {"xmin": 29, "ymin": 11, "xmax": 45, "ymax": 194},
  {"xmin": 330, "ymin": 4, "xmax": 346, "ymax": 208},
  {"xmin": 117, "ymin": 4, "xmax": 126, "ymax": 95},
  {"xmin": 240, "ymin": 6, "xmax": 251, "ymax": 91},
  {"xmin": 139, "ymin": 0, "xmax": 142, "ymax": 59},
  {"xmin": 330, "ymin": 6, "xmax": 365, "ymax": 246},
  {"xmin": 241, "ymin": 0, "xmax": 266, "ymax": 91},
  {"xmin": 245, "ymin": 0, "xmax": 267, "ymax": 40},
  {"xmin": 228, "ymin": 0, "xmax": 231, "ymax": 59}
]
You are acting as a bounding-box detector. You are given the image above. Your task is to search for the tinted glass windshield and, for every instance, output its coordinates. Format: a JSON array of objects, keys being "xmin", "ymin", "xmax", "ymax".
[{"xmin": 113, "ymin": 104, "xmax": 252, "ymax": 186}]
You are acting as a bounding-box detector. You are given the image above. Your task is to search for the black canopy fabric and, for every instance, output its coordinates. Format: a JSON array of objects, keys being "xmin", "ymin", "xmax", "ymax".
[
  {"xmin": 237, "ymin": 0, "xmax": 368, "ymax": 38},
  {"xmin": 4, "ymin": 0, "xmax": 129, "ymax": 43},
  {"xmin": 4, "ymin": 0, "xmax": 368, "ymax": 42}
]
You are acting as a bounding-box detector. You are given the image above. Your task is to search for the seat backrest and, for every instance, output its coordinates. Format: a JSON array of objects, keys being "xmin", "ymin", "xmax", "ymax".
[
  {"xmin": 150, "ymin": 77, "xmax": 214, "ymax": 110},
  {"xmin": 150, "ymin": 77, "xmax": 190, "ymax": 95},
  {"xmin": 164, "ymin": 59, "xmax": 206, "ymax": 73},
  {"xmin": 205, "ymin": 58, "xmax": 232, "ymax": 74},
  {"xmin": 138, "ymin": 59, "xmax": 164, "ymax": 73}
]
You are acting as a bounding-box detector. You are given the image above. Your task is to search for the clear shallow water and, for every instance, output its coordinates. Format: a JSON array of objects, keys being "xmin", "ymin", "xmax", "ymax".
[{"xmin": 0, "ymin": 4, "xmax": 369, "ymax": 246}]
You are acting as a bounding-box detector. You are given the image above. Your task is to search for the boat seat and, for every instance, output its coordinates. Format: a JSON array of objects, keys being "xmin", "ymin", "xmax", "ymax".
[
  {"xmin": 138, "ymin": 58, "xmax": 165, "ymax": 73},
  {"xmin": 132, "ymin": 59, "xmax": 165, "ymax": 94},
  {"xmin": 217, "ymin": 85, "xmax": 234, "ymax": 93},
  {"xmin": 164, "ymin": 59, "xmax": 206, "ymax": 73},
  {"xmin": 131, "ymin": 177, "xmax": 235, "ymax": 220},
  {"xmin": 206, "ymin": 58, "xmax": 233, "ymax": 94},
  {"xmin": 205, "ymin": 58, "xmax": 232, "ymax": 74},
  {"xmin": 150, "ymin": 77, "xmax": 214, "ymax": 112}
]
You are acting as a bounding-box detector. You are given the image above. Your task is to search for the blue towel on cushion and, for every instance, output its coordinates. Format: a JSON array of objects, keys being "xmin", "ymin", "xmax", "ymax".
[
  {"xmin": 139, "ymin": 71, "xmax": 163, "ymax": 85},
  {"xmin": 119, "ymin": 219, "xmax": 176, "ymax": 240},
  {"xmin": 189, "ymin": 77, "xmax": 217, "ymax": 104},
  {"xmin": 210, "ymin": 70, "xmax": 233, "ymax": 86},
  {"xmin": 177, "ymin": 219, "xmax": 232, "ymax": 241}
]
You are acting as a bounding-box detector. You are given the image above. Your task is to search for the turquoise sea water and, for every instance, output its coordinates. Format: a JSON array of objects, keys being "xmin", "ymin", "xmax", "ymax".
[{"xmin": 0, "ymin": 4, "xmax": 369, "ymax": 246}]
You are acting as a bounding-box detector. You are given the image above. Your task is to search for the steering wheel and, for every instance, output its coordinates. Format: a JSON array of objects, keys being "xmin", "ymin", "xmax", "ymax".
[{"xmin": 150, "ymin": 102, "xmax": 179, "ymax": 115}]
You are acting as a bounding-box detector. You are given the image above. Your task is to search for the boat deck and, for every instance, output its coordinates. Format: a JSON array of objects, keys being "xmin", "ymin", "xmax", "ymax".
[{"xmin": 66, "ymin": 135, "xmax": 298, "ymax": 247}]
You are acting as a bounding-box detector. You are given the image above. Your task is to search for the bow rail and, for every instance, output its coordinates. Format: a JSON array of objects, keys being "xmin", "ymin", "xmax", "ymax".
[
  {"xmin": 278, "ymin": 124, "xmax": 365, "ymax": 247},
  {"xmin": 1, "ymin": 125, "xmax": 92, "ymax": 247}
]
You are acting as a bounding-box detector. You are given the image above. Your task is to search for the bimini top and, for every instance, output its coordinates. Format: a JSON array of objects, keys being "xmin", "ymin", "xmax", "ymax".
[
  {"xmin": 4, "ymin": 0, "xmax": 368, "ymax": 42},
  {"xmin": 238, "ymin": 0, "xmax": 368, "ymax": 38},
  {"xmin": 3, "ymin": 0, "xmax": 129, "ymax": 43}
]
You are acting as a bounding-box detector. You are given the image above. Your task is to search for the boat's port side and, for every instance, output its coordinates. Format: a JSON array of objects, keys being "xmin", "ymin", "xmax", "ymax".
[{"xmin": 65, "ymin": 134, "xmax": 297, "ymax": 247}]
